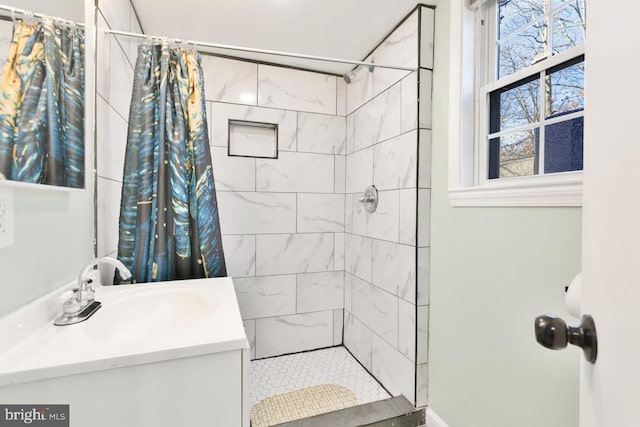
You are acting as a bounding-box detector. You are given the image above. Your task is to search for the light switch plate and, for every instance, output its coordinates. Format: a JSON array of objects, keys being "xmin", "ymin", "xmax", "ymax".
[{"xmin": 0, "ymin": 186, "xmax": 15, "ymax": 248}]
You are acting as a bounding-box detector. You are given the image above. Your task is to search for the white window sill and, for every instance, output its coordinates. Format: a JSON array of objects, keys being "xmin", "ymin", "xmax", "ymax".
[{"xmin": 448, "ymin": 172, "xmax": 582, "ymax": 207}]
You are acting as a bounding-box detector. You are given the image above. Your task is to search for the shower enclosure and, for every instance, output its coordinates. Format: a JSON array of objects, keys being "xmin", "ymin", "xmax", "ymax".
[{"xmin": 95, "ymin": 1, "xmax": 434, "ymax": 407}]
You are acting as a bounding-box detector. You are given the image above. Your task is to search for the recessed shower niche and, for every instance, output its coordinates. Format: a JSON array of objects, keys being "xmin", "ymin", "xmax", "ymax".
[{"xmin": 228, "ymin": 120, "xmax": 278, "ymax": 159}]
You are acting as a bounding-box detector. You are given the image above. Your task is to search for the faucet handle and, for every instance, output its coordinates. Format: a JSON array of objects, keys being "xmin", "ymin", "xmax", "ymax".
[
  {"xmin": 62, "ymin": 295, "xmax": 83, "ymax": 317},
  {"xmin": 76, "ymin": 283, "xmax": 95, "ymax": 305}
]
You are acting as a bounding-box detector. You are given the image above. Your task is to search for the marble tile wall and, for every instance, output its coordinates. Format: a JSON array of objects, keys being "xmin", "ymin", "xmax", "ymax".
[
  {"xmin": 95, "ymin": 0, "xmax": 142, "ymax": 287},
  {"xmin": 342, "ymin": 6, "xmax": 434, "ymax": 407},
  {"xmin": 96, "ymin": 4, "xmax": 347, "ymax": 358},
  {"xmin": 203, "ymin": 61, "xmax": 346, "ymax": 361}
]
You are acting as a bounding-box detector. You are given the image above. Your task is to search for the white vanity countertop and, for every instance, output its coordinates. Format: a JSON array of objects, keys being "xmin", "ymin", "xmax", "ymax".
[{"xmin": 0, "ymin": 277, "xmax": 249, "ymax": 387}]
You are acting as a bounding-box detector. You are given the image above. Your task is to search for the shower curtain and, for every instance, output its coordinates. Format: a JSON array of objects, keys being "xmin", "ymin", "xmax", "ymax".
[
  {"xmin": 0, "ymin": 18, "xmax": 85, "ymax": 188},
  {"xmin": 117, "ymin": 42, "xmax": 226, "ymax": 283}
]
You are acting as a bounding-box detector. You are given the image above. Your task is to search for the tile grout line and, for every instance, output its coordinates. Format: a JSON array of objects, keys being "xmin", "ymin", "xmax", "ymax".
[
  {"xmin": 208, "ymin": 97, "xmax": 345, "ymax": 117},
  {"xmin": 96, "ymin": 93, "xmax": 129, "ymax": 124},
  {"xmin": 397, "ymin": 297, "xmax": 401, "ymax": 351},
  {"xmin": 255, "ymin": 65, "xmax": 259, "ymax": 108},
  {"xmin": 335, "ymin": 76, "xmax": 338, "ymax": 116},
  {"xmin": 349, "ymin": 311, "xmax": 416, "ymax": 366}
]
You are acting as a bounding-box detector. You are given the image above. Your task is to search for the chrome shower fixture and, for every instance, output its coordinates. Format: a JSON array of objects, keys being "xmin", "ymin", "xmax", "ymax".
[
  {"xmin": 357, "ymin": 185, "xmax": 378, "ymax": 213},
  {"xmin": 343, "ymin": 71, "xmax": 355, "ymax": 84},
  {"xmin": 342, "ymin": 63, "xmax": 374, "ymax": 84}
]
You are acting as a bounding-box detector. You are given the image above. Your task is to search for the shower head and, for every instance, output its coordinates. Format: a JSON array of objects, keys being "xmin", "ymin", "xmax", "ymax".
[{"xmin": 343, "ymin": 63, "xmax": 374, "ymax": 84}]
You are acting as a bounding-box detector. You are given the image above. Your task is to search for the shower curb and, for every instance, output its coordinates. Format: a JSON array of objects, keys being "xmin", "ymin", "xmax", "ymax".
[{"xmin": 274, "ymin": 395, "xmax": 424, "ymax": 427}]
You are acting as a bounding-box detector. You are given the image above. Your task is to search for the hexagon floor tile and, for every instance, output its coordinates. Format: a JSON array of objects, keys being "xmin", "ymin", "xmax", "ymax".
[{"xmin": 249, "ymin": 346, "xmax": 391, "ymax": 409}]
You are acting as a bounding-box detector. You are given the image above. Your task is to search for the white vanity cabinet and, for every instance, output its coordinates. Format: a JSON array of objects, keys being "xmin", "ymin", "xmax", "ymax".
[{"xmin": 0, "ymin": 278, "xmax": 250, "ymax": 427}]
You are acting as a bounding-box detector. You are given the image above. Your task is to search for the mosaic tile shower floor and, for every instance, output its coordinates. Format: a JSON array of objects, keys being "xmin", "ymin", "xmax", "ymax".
[{"xmin": 249, "ymin": 346, "xmax": 391, "ymax": 409}]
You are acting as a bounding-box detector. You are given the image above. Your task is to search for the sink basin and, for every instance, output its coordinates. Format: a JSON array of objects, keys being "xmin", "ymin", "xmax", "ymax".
[
  {"xmin": 0, "ymin": 277, "xmax": 250, "ymax": 427},
  {"xmin": 89, "ymin": 286, "xmax": 218, "ymax": 345},
  {"xmin": 0, "ymin": 277, "xmax": 247, "ymax": 386}
]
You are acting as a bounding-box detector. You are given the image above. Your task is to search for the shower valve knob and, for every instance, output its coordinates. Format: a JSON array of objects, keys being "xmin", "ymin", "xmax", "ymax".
[
  {"xmin": 534, "ymin": 314, "xmax": 597, "ymax": 363},
  {"xmin": 358, "ymin": 195, "xmax": 374, "ymax": 203},
  {"xmin": 357, "ymin": 185, "xmax": 378, "ymax": 213}
]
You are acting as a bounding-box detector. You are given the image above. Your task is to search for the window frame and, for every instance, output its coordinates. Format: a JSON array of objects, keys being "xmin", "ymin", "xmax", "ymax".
[{"xmin": 448, "ymin": 0, "xmax": 584, "ymax": 207}]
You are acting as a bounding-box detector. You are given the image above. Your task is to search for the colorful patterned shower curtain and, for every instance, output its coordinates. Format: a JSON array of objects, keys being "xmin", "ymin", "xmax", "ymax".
[
  {"xmin": 0, "ymin": 18, "xmax": 85, "ymax": 188},
  {"xmin": 117, "ymin": 43, "xmax": 226, "ymax": 283}
]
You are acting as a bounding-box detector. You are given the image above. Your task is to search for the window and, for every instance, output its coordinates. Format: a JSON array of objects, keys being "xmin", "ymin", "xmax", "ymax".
[{"xmin": 448, "ymin": 0, "xmax": 586, "ymax": 206}]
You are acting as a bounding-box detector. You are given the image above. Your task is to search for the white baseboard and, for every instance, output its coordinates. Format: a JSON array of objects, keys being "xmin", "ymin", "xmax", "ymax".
[{"xmin": 425, "ymin": 408, "xmax": 450, "ymax": 427}]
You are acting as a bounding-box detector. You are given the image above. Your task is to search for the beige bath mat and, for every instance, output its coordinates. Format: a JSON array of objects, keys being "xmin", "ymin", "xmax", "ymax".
[{"xmin": 250, "ymin": 383, "xmax": 359, "ymax": 427}]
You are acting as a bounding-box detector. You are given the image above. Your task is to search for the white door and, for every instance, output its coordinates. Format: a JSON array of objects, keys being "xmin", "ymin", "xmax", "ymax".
[{"xmin": 581, "ymin": 1, "xmax": 640, "ymax": 426}]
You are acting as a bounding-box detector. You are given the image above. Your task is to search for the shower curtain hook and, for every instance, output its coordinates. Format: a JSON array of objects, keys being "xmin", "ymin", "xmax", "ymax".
[
  {"xmin": 187, "ymin": 39, "xmax": 196, "ymax": 53},
  {"xmin": 69, "ymin": 20, "xmax": 78, "ymax": 36},
  {"xmin": 10, "ymin": 8, "xmax": 16, "ymax": 23}
]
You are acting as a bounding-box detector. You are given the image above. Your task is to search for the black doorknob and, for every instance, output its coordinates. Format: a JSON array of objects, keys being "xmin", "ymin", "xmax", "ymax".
[{"xmin": 534, "ymin": 314, "xmax": 597, "ymax": 363}]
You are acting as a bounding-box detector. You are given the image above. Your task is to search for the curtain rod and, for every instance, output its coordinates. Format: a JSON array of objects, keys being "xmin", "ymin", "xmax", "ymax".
[
  {"xmin": 104, "ymin": 28, "xmax": 416, "ymax": 72},
  {"xmin": 0, "ymin": 3, "xmax": 84, "ymax": 27}
]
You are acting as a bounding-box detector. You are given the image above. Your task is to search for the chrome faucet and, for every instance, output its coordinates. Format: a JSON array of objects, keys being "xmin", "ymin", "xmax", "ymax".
[{"xmin": 54, "ymin": 258, "xmax": 132, "ymax": 326}]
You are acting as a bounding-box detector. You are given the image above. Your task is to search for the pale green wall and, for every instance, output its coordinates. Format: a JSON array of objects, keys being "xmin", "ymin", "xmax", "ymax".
[{"xmin": 428, "ymin": 2, "xmax": 581, "ymax": 426}]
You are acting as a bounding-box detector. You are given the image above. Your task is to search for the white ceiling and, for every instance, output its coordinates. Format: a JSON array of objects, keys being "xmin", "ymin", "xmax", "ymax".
[{"xmin": 131, "ymin": 0, "xmax": 436, "ymax": 75}]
